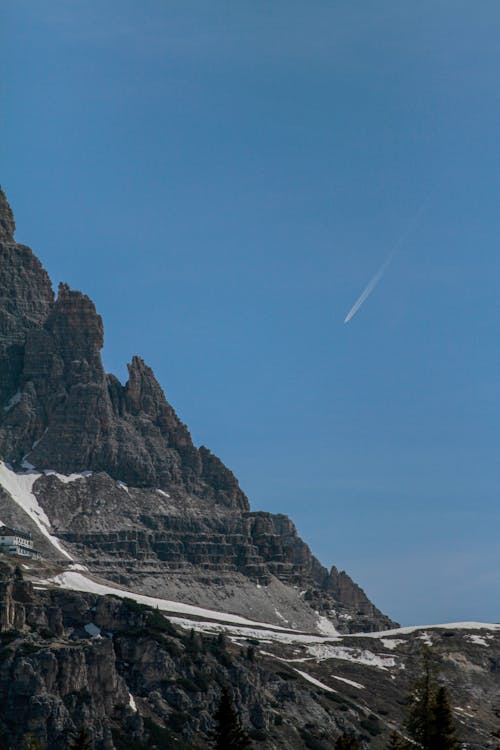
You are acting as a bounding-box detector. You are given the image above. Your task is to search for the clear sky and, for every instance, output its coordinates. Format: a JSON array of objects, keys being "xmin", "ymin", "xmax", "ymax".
[{"xmin": 1, "ymin": 1, "xmax": 499, "ymax": 626}]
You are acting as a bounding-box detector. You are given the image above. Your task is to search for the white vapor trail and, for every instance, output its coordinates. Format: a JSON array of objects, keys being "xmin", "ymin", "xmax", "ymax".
[
  {"xmin": 344, "ymin": 254, "xmax": 393, "ymax": 323},
  {"xmin": 343, "ymin": 199, "xmax": 429, "ymax": 324}
]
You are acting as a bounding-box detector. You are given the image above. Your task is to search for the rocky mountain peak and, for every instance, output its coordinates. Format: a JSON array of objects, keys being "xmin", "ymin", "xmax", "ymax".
[
  {"xmin": 0, "ymin": 188, "xmax": 248, "ymax": 509},
  {"xmin": 0, "ymin": 186, "xmax": 15, "ymax": 243},
  {"xmin": 0, "ymin": 185, "xmax": 395, "ymax": 636}
]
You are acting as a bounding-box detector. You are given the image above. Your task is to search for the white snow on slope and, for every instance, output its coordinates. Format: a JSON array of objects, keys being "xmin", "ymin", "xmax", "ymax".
[
  {"xmin": 128, "ymin": 693, "xmax": 137, "ymax": 712},
  {"xmin": 466, "ymin": 634, "xmax": 492, "ymax": 647},
  {"xmin": 380, "ymin": 638, "xmax": 405, "ymax": 650},
  {"xmin": 274, "ymin": 609, "xmax": 289, "ymax": 624},
  {"xmin": 294, "ymin": 669, "xmax": 337, "ymax": 693},
  {"xmin": 0, "ymin": 462, "xmax": 73, "ymax": 559},
  {"xmin": 331, "ymin": 675, "xmax": 365, "ymax": 689},
  {"xmin": 3, "ymin": 392, "xmax": 21, "ymax": 412},
  {"xmin": 349, "ymin": 622, "xmax": 500, "ymax": 640},
  {"xmin": 171, "ymin": 617, "xmax": 332, "ymax": 644},
  {"xmin": 43, "ymin": 470, "xmax": 92, "ymax": 484},
  {"xmin": 39, "ymin": 572, "xmax": 304, "ymax": 631},
  {"xmin": 316, "ymin": 615, "xmax": 339, "ymax": 637},
  {"xmin": 305, "ymin": 643, "xmax": 397, "ymax": 670}
]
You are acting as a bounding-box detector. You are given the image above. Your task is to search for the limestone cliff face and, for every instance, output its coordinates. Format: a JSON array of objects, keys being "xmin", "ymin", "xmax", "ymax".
[
  {"xmin": 0, "ymin": 187, "xmax": 394, "ymax": 632},
  {"xmin": 0, "ymin": 189, "xmax": 246, "ymax": 508}
]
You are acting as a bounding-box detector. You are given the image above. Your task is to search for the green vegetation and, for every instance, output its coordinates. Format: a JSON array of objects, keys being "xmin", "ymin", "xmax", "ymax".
[
  {"xmin": 384, "ymin": 647, "xmax": 460, "ymax": 750},
  {"xmin": 405, "ymin": 648, "xmax": 459, "ymax": 750},
  {"xmin": 210, "ymin": 686, "xmax": 252, "ymax": 749}
]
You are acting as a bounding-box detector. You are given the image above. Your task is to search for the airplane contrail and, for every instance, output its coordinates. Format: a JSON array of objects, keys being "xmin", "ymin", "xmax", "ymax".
[
  {"xmin": 344, "ymin": 253, "xmax": 394, "ymax": 323},
  {"xmin": 343, "ymin": 199, "xmax": 429, "ymax": 324}
]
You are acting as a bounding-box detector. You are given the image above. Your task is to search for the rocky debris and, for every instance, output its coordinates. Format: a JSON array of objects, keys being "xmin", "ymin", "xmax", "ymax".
[{"xmin": 0, "ymin": 186, "xmax": 394, "ymax": 634}]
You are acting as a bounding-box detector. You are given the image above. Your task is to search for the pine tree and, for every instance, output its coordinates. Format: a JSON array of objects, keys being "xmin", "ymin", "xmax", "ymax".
[
  {"xmin": 211, "ymin": 687, "xmax": 252, "ymax": 749},
  {"xmin": 406, "ymin": 648, "xmax": 460, "ymax": 750},
  {"xmin": 429, "ymin": 687, "xmax": 459, "ymax": 750},
  {"xmin": 406, "ymin": 647, "xmax": 438, "ymax": 749},
  {"xmin": 334, "ymin": 733, "xmax": 360, "ymax": 750}
]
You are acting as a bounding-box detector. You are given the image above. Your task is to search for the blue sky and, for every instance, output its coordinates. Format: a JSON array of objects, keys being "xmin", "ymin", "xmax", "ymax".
[{"xmin": 1, "ymin": 1, "xmax": 499, "ymax": 625}]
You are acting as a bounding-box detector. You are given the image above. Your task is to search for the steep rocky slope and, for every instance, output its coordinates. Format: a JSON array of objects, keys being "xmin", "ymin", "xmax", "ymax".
[
  {"xmin": 0, "ymin": 559, "xmax": 498, "ymax": 750},
  {"xmin": 0, "ymin": 186, "xmax": 393, "ymax": 634}
]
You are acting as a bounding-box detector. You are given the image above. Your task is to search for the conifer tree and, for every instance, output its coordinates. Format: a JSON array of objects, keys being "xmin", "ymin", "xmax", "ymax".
[
  {"xmin": 406, "ymin": 647, "xmax": 438, "ymax": 749},
  {"xmin": 406, "ymin": 648, "xmax": 460, "ymax": 750},
  {"xmin": 211, "ymin": 687, "xmax": 252, "ymax": 749},
  {"xmin": 429, "ymin": 687, "xmax": 459, "ymax": 750}
]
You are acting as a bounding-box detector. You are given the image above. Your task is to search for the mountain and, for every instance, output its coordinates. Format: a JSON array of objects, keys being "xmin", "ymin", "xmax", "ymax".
[
  {"xmin": 0, "ymin": 186, "xmax": 498, "ymax": 750},
  {"xmin": 0, "ymin": 186, "xmax": 393, "ymax": 634},
  {"xmin": 0, "ymin": 557, "xmax": 498, "ymax": 750}
]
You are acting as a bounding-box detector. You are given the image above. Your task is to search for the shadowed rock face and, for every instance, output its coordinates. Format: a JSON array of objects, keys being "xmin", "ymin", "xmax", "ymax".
[{"xmin": 0, "ymin": 187, "xmax": 395, "ymax": 632}]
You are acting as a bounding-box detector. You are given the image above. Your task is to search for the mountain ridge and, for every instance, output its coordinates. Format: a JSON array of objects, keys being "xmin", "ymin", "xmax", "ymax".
[{"xmin": 0, "ymin": 185, "xmax": 394, "ymax": 634}]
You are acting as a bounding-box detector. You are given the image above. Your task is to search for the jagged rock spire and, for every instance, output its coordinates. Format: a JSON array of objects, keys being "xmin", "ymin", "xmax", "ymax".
[{"xmin": 0, "ymin": 186, "xmax": 16, "ymax": 243}]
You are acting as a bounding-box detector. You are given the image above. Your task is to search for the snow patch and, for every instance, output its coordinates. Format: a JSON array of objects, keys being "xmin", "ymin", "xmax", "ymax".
[
  {"xmin": 349, "ymin": 621, "xmax": 500, "ymax": 639},
  {"xmin": 418, "ymin": 632, "xmax": 433, "ymax": 646},
  {"xmin": 274, "ymin": 609, "xmax": 289, "ymax": 624},
  {"xmin": 465, "ymin": 634, "xmax": 492, "ymax": 647},
  {"xmin": 43, "ymin": 470, "xmax": 93, "ymax": 484},
  {"xmin": 0, "ymin": 462, "xmax": 73, "ymax": 559},
  {"xmin": 294, "ymin": 669, "xmax": 337, "ymax": 693},
  {"xmin": 380, "ymin": 638, "xmax": 405, "ymax": 650},
  {"xmin": 157, "ymin": 489, "xmax": 170, "ymax": 498},
  {"xmin": 454, "ymin": 706, "xmax": 475, "ymax": 719},
  {"xmin": 3, "ymin": 391, "xmax": 21, "ymax": 412},
  {"xmin": 128, "ymin": 693, "xmax": 137, "ymax": 712},
  {"xmin": 305, "ymin": 643, "xmax": 397, "ymax": 670},
  {"xmin": 331, "ymin": 675, "xmax": 365, "ymax": 689},
  {"xmin": 116, "ymin": 481, "xmax": 130, "ymax": 494},
  {"xmin": 316, "ymin": 615, "xmax": 339, "ymax": 637}
]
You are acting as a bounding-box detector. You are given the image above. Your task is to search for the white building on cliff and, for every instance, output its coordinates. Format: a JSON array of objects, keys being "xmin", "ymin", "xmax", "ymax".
[{"xmin": 0, "ymin": 526, "xmax": 40, "ymax": 558}]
